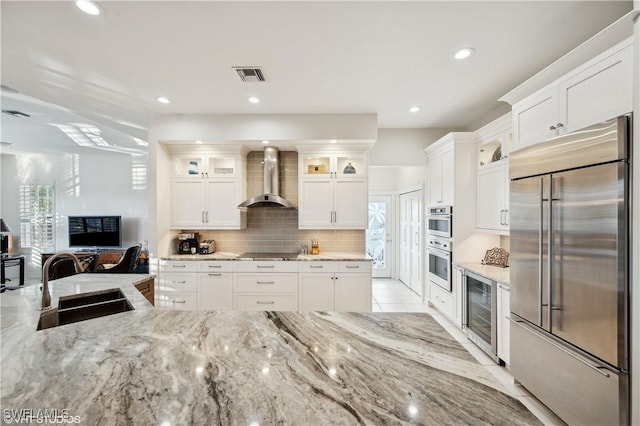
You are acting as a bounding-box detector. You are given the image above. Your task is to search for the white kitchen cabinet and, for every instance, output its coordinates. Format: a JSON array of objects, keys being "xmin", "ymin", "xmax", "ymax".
[
  {"xmin": 298, "ymin": 272, "xmax": 335, "ymax": 311},
  {"xmin": 299, "ymin": 261, "xmax": 372, "ymax": 312},
  {"xmin": 429, "ymin": 281, "xmax": 454, "ymax": 321},
  {"xmin": 512, "ymin": 39, "xmax": 633, "ymax": 151},
  {"xmin": 232, "ymin": 261, "xmax": 298, "ymax": 311},
  {"xmin": 497, "ymin": 283, "xmax": 511, "ymax": 366},
  {"xmin": 298, "ymin": 150, "xmax": 368, "ymax": 229},
  {"xmin": 477, "ymin": 160, "xmax": 509, "ymax": 234},
  {"xmin": 170, "ymin": 153, "xmax": 246, "ymax": 229},
  {"xmin": 197, "ymin": 272, "xmax": 233, "ymax": 311},
  {"xmin": 426, "ymin": 146, "xmax": 454, "ymax": 206},
  {"xmin": 158, "ymin": 260, "xmax": 198, "ymax": 311},
  {"xmin": 425, "ymin": 133, "xmax": 477, "ymax": 209}
]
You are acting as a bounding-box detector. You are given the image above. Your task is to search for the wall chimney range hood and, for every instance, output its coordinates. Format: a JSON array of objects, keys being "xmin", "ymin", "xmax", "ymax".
[{"xmin": 238, "ymin": 146, "xmax": 294, "ymax": 208}]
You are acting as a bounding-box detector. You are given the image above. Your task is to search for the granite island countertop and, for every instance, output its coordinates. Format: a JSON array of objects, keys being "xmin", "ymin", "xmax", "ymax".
[
  {"xmin": 456, "ymin": 262, "xmax": 510, "ymax": 286},
  {"xmin": 0, "ymin": 274, "xmax": 538, "ymax": 425},
  {"xmin": 164, "ymin": 251, "xmax": 372, "ymax": 261}
]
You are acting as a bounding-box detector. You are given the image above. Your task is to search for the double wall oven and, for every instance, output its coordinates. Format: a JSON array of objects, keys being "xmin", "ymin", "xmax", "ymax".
[{"xmin": 426, "ymin": 206, "xmax": 452, "ymax": 293}]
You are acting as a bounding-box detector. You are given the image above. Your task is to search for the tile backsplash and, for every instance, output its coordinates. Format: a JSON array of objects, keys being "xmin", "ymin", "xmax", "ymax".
[
  {"xmin": 172, "ymin": 150, "xmax": 365, "ymax": 254},
  {"xmin": 197, "ymin": 208, "xmax": 365, "ymax": 254}
]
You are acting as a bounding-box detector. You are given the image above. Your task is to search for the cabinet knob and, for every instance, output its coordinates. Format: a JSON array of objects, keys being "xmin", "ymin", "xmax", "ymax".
[
  {"xmin": 549, "ymin": 125, "xmax": 556, "ymax": 131},
  {"xmin": 556, "ymin": 122, "xmax": 564, "ymax": 128}
]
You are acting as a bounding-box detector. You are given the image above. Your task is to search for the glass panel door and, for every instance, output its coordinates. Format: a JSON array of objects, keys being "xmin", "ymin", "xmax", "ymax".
[
  {"xmin": 467, "ymin": 275, "xmax": 493, "ymax": 345},
  {"xmin": 367, "ymin": 195, "xmax": 391, "ymax": 278}
]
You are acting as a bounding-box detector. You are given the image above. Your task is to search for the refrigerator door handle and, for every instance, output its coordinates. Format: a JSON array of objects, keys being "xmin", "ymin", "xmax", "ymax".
[
  {"xmin": 539, "ymin": 178, "xmax": 545, "ymax": 326},
  {"xmin": 547, "ymin": 177, "xmax": 554, "ymax": 330},
  {"xmin": 510, "ymin": 318, "xmax": 611, "ymax": 378}
]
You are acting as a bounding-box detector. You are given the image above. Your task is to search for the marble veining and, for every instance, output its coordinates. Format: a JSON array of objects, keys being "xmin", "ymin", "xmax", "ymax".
[
  {"xmin": 1, "ymin": 275, "xmax": 538, "ymax": 425},
  {"xmin": 456, "ymin": 262, "xmax": 510, "ymax": 285}
]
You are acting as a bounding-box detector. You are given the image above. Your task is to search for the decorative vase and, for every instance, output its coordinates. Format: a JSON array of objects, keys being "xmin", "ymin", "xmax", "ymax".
[{"xmin": 343, "ymin": 163, "xmax": 356, "ymax": 174}]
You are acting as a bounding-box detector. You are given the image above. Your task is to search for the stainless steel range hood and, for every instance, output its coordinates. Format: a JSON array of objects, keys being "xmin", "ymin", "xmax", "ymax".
[{"xmin": 238, "ymin": 146, "xmax": 295, "ymax": 208}]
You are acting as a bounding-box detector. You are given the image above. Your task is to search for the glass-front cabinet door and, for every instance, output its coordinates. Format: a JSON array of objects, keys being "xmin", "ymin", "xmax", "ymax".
[
  {"xmin": 301, "ymin": 155, "xmax": 331, "ymax": 177},
  {"xmin": 301, "ymin": 153, "xmax": 367, "ymax": 178},
  {"xmin": 173, "ymin": 155, "xmax": 206, "ymax": 178},
  {"xmin": 335, "ymin": 154, "xmax": 366, "ymax": 177},
  {"xmin": 208, "ymin": 156, "xmax": 237, "ymax": 177}
]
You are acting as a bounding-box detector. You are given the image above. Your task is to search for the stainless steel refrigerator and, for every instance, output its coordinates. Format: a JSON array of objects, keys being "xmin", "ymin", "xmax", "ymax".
[{"xmin": 509, "ymin": 115, "xmax": 630, "ymax": 426}]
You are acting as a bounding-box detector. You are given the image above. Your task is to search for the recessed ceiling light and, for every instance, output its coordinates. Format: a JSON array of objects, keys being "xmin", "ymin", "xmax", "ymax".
[
  {"xmin": 195, "ymin": 140, "xmax": 203, "ymax": 144},
  {"xmin": 76, "ymin": 0, "xmax": 100, "ymax": 15},
  {"xmin": 409, "ymin": 106, "xmax": 422, "ymax": 113},
  {"xmin": 454, "ymin": 48, "xmax": 475, "ymax": 60},
  {"xmin": 156, "ymin": 96, "xmax": 171, "ymax": 104},
  {"xmin": 248, "ymin": 96, "xmax": 261, "ymax": 104},
  {"xmin": 262, "ymin": 140, "xmax": 270, "ymax": 144}
]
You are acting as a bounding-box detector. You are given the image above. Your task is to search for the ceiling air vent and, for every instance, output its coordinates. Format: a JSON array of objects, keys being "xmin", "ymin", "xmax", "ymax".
[
  {"xmin": 233, "ymin": 67, "xmax": 266, "ymax": 82},
  {"xmin": 2, "ymin": 110, "xmax": 31, "ymax": 118}
]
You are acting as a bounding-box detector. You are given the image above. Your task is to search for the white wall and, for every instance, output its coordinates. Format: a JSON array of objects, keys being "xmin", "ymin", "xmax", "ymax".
[
  {"xmin": 0, "ymin": 152, "xmax": 149, "ymax": 278},
  {"xmin": 369, "ymin": 128, "xmax": 453, "ymax": 166}
]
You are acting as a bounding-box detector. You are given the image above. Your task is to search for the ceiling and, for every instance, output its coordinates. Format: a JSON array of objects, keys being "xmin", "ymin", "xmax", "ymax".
[{"xmin": 0, "ymin": 1, "xmax": 633, "ymax": 155}]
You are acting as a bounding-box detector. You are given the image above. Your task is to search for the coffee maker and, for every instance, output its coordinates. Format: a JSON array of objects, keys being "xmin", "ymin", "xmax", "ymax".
[{"xmin": 177, "ymin": 232, "xmax": 199, "ymax": 254}]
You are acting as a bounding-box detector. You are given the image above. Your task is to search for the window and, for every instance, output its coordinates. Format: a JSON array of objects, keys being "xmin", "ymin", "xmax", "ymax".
[{"xmin": 19, "ymin": 185, "xmax": 55, "ymax": 251}]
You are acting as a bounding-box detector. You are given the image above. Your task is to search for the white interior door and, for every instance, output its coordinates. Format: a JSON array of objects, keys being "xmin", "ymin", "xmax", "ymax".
[
  {"xmin": 367, "ymin": 195, "xmax": 392, "ymax": 278},
  {"xmin": 399, "ymin": 193, "xmax": 411, "ymax": 285},
  {"xmin": 409, "ymin": 194, "xmax": 422, "ymax": 296}
]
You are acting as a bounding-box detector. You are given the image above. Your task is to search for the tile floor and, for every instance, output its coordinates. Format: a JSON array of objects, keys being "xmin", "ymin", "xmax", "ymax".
[
  {"xmin": 373, "ymin": 278, "xmax": 566, "ymax": 426},
  {"xmin": 372, "ymin": 278, "xmax": 427, "ymax": 312}
]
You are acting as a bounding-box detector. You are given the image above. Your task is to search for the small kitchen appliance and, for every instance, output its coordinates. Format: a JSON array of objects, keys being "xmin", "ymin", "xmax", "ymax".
[
  {"xmin": 177, "ymin": 232, "xmax": 199, "ymax": 254},
  {"xmin": 199, "ymin": 240, "xmax": 215, "ymax": 254}
]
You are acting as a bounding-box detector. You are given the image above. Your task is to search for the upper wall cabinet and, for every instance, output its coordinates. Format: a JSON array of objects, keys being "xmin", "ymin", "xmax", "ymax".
[
  {"xmin": 475, "ymin": 113, "xmax": 511, "ymax": 235},
  {"xmin": 425, "ymin": 133, "xmax": 476, "ymax": 209},
  {"xmin": 298, "ymin": 150, "xmax": 369, "ymax": 229},
  {"xmin": 171, "ymin": 153, "xmax": 246, "ymax": 230},
  {"xmin": 512, "ymin": 39, "xmax": 633, "ymax": 151}
]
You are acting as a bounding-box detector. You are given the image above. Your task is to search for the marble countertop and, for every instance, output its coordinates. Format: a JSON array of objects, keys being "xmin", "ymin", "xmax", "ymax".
[
  {"xmin": 0, "ymin": 274, "xmax": 538, "ymax": 425},
  {"xmin": 455, "ymin": 262, "xmax": 510, "ymax": 286},
  {"xmin": 164, "ymin": 251, "xmax": 372, "ymax": 261}
]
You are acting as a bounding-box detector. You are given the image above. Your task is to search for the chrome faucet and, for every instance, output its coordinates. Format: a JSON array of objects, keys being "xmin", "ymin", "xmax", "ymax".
[{"xmin": 41, "ymin": 252, "xmax": 83, "ymax": 311}]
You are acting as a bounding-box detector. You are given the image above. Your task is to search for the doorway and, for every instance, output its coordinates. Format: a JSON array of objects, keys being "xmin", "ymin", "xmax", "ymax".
[
  {"xmin": 398, "ymin": 189, "xmax": 422, "ymax": 296},
  {"xmin": 366, "ymin": 195, "xmax": 392, "ymax": 278}
]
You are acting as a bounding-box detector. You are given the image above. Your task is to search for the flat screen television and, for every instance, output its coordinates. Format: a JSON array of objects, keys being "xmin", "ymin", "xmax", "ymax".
[{"xmin": 68, "ymin": 216, "xmax": 122, "ymax": 248}]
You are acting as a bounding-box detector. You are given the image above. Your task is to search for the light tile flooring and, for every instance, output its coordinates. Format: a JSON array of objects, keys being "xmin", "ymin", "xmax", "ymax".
[
  {"xmin": 372, "ymin": 278, "xmax": 566, "ymax": 426},
  {"xmin": 372, "ymin": 278, "xmax": 427, "ymax": 312}
]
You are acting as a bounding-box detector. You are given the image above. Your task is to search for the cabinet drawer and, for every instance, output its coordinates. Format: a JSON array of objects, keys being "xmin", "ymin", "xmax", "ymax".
[
  {"xmin": 161, "ymin": 260, "xmax": 198, "ymax": 273},
  {"xmin": 430, "ymin": 282, "xmax": 454, "ymax": 320},
  {"xmin": 298, "ymin": 262, "xmax": 333, "ymax": 273},
  {"xmin": 233, "ymin": 261, "xmax": 298, "ymax": 272},
  {"xmin": 233, "ymin": 293, "xmax": 298, "ymax": 311},
  {"xmin": 157, "ymin": 291, "xmax": 198, "ymax": 311},
  {"xmin": 161, "ymin": 273, "xmax": 198, "ymax": 292},
  {"xmin": 233, "ymin": 273, "xmax": 298, "ymax": 293},
  {"xmin": 198, "ymin": 261, "xmax": 233, "ymax": 273},
  {"xmin": 334, "ymin": 262, "xmax": 372, "ymax": 273}
]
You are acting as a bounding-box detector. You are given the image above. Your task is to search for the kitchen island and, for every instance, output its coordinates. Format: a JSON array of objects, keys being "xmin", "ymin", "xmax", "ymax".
[{"xmin": 0, "ymin": 274, "xmax": 540, "ymax": 425}]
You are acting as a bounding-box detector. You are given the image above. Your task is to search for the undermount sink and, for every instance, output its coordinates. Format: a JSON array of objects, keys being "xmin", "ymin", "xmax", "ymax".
[{"xmin": 37, "ymin": 288, "xmax": 134, "ymax": 331}]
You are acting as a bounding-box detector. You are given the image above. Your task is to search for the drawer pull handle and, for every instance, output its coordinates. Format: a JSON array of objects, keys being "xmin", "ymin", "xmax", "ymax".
[
  {"xmin": 172, "ymin": 300, "xmax": 186, "ymax": 304},
  {"xmin": 310, "ymin": 265, "xmax": 324, "ymax": 269},
  {"xmin": 208, "ymin": 265, "xmax": 222, "ymax": 268},
  {"xmin": 172, "ymin": 265, "xmax": 187, "ymax": 268},
  {"xmin": 172, "ymin": 280, "xmax": 187, "ymax": 284},
  {"xmin": 208, "ymin": 273, "xmax": 222, "ymax": 277},
  {"xmin": 256, "ymin": 301, "xmax": 275, "ymax": 305},
  {"xmin": 257, "ymin": 265, "xmax": 275, "ymax": 268},
  {"xmin": 257, "ymin": 281, "xmax": 275, "ymax": 285},
  {"xmin": 346, "ymin": 265, "xmax": 360, "ymax": 269}
]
